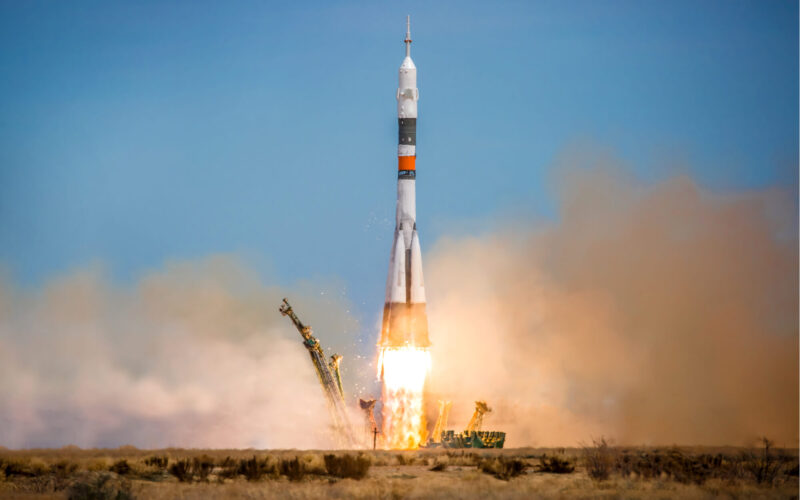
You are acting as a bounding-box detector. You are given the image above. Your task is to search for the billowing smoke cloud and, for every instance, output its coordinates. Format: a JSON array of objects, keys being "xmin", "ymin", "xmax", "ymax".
[
  {"xmin": 1, "ymin": 158, "xmax": 796, "ymax": 450},
  {"xmin": 425, "ymin": 159, "xmax": 798, "ymax": 447},
  {"xmin": 0, "ymin": 256, "xmax": 362, "ymax": 449}
]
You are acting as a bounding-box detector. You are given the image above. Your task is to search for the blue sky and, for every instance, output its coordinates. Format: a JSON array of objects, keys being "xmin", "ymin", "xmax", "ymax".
[{"xmin": 0, "ymin": 0, "xmax": 797, "ymax": 326}]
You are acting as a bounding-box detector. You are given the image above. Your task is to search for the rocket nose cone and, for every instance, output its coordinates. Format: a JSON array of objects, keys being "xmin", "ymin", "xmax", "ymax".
[{"xmin": 400, "ymin": 56, "xmax": 416, "ymax": 70}]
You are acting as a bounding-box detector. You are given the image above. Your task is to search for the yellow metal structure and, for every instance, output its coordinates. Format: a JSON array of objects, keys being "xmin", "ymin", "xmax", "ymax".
[
  {"xmin": 465, "ymin": 400, "xmax": 491, "ymax": 433},
  {"xmin": 329, "ymin": 354, "xmax": 344, "ymax": 397},
  {"xmin": 431, "ymin": 400, "xmax": 452, "ymax": 443},
  {"xmin": 424, "ymin": 400, "xmax": 505, "ymax": 448}
]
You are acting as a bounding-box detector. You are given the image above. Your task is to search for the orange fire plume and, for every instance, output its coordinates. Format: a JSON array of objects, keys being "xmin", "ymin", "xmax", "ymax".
[{"xmin": 377, "ymin": 346, "xmax": 431, "ymax": 449}]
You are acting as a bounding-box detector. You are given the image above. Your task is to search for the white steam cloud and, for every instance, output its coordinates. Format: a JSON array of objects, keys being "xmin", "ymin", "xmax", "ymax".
[{"xmin": 0, "ymin": 257, "xmax": 361, "ymax": 449}]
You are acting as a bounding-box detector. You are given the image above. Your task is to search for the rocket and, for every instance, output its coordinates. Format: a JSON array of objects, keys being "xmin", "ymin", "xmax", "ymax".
[{"xmin": 379, "ymin": 16, "xmax": 431, "ymax": 349}]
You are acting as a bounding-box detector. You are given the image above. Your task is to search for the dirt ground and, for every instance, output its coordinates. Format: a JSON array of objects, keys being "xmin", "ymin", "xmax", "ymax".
[{"xmin": 0, "ymin": 447, "xmax": 797, "ymax": 499}]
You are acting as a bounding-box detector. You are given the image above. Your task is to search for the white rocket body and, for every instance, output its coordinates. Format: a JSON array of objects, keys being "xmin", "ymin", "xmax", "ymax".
[{"xmin": 379, "ymin": 18, "xmax": 429, "ymax": 348}]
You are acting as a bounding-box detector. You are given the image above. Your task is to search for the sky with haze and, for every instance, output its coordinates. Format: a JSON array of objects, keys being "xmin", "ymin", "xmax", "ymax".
[{"xmin": 1, "ymin": 0, "xmax": 797, "ymax": 331}]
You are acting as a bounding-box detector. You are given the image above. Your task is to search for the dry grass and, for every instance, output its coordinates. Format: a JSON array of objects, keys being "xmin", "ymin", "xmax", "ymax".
[
  {"xmin": 142, "ymin": 456, "xmax": 168, "ymax": 469},
  {"xmin": 582, "ymin": 437, "xmax": 613, "ymax": 480},
  {"xmin": 167, "ymin": 458, "xmax": 193, "ymax": 482},
  {"xmin": 0, "ymin": 445, "xmax": 795, "ymax": 499},
  {"xmin": 478, "ymin": 457, "xmax": 527, "ymax": 480},
  {"xmin": 323, "ymin": 454, "xmax": 371, "ymax": 479},
  {"xmin": 278, "ymin": 457, "xmax": 306, "ymax": 482},
  {"xmin": 66, "ymin": 472, "xmax": 134, "ymax": 500},
  {"xmin": 429, "ymin": 461, "xmax": 447, "ymax": 472},
  {"xmin": 536, "ymin": 454, "xmax": 575, "ymax": 474}
]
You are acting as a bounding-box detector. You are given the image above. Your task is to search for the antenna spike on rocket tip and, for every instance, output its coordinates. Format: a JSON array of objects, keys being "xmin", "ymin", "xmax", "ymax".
[{"xmin": 404, "ymin": 15, "xmax": 412, "ymax": 56}]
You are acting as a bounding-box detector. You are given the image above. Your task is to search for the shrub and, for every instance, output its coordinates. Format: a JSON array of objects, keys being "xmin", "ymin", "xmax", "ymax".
[
  {"xmin": 279, "ymin": 457, "xmax": 306, "ymax": 481},
  {"xmin": 537, "ymin": 455, "xmax": 575, "ymax": 474},
  {"xmin": 583, "ymin": 437, "xmax": 614, "ymax": 481},
  {"xmin": 217, "ymin": 456, "xmax": 239, "ymax": 480},
  {"xmin": 612, "ymin": 448, "xmax": 778, "ymax": 484},
  {"xmin": 479, "ymin": 457, "xmax": 526, "ymax": 480},
  {"xmin": 143, "ymin": 456, "xmax": 168, "ymax": 469},
  {"xmin": 50, "ymin": 459, "xmax": 78, "ymax": 490},
  {"xmin": 745, "ymin": 438, "xmax": 782, "ymax": 485},
  {"xmin": 446, "ymin": 451, "xmax": 480, "ymax": 466},
  {"xmin": 662, "ymin": 448, "xmax": 711, "ymax": 484},
  {"xmin": 429, "ymin": 456, "xmax": 449, "ymax": 472},
  {"xmin": 168, "ymin": 459, "xmax": 193, "ymax": 483},
  {"xmin": 66, "ymin": 473, "xmax": 133, "ymax": 500},
  {"xmin": 324, "ymin": 454, "xmax": 371, "ymax": 479},
  {"xmin": 301, "ymin": 454, "xmax": 327, "ymax": 475},
  {"xmin": 109, "ymin": 460, "xmax": 131, "ymax": 476},
  {"xmin": 192, "ymin": 455, "xmax": 214, "ymax": 482},
  {"xmin": 1, "ymin": 458, "xmax": 48, "ymax": 478},
  {"xmin": 51, "ymin": 460, "xmax": 79, "ymax": 478},
  {"xmin": 87, "ymin": 459, "xmax": 110, "ymax": 472},
  {"xmin": 238, "ymin": 456, "xmax": 276, "ymax": 482}
]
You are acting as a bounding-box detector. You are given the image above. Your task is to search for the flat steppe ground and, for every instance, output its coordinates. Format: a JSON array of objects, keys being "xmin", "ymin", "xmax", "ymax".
[{"xmin": 0, "ymin": 446, "xmax": 797, "ymax": 499}]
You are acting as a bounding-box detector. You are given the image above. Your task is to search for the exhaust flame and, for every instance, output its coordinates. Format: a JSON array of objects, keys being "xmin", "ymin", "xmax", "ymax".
[{"xmin": 378, "ymin": 346, "xmax": 431, "ymax": 449}]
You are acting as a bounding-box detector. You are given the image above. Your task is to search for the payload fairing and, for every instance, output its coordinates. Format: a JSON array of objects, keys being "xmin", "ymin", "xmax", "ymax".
[{"xmin": 379, "ymin": 17, "xmax": 431, "ymax": 350}]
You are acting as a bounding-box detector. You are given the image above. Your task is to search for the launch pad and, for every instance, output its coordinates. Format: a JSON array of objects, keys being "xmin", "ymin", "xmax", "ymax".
[
  {"xmin": 279, "ymin": 297, "xmax": 505, "ymax": 449},
  {"xmin": 424, "ymin": 401, "xmax": 506, "ymax": 449}
]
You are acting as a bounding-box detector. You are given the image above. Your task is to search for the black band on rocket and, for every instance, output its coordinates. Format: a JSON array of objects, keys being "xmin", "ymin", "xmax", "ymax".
[
  {"xmin": 398, "ymin": 170, "xmax": 416, "ymax": 179},
  {"xmin": 398, "ymin": 118, "xmax": 416, "ymax": 145}
]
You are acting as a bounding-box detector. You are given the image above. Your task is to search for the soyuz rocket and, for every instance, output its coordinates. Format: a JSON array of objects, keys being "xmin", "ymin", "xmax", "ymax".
[{"xmin": 379, "ymin": 17, "xmax": 431, "ymax": 350}]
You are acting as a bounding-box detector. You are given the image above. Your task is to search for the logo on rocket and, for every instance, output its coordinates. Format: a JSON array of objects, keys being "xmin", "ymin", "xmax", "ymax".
[{"xmin": 379, "ymin": 16, "xmax": 430, "ymax": 349}]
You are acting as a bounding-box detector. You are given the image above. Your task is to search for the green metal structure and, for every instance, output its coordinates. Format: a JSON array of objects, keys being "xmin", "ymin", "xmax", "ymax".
[
  {"xmin": 437, "ymin": 429, "xmax": 506, "ymax": 449},
  {"xmin": 279, "ymin": 298, "xmax": 356, "ymax": 446},
  {"xmin": 424, "ymin": 400, "xmax": 506, "ymax": 449}
]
